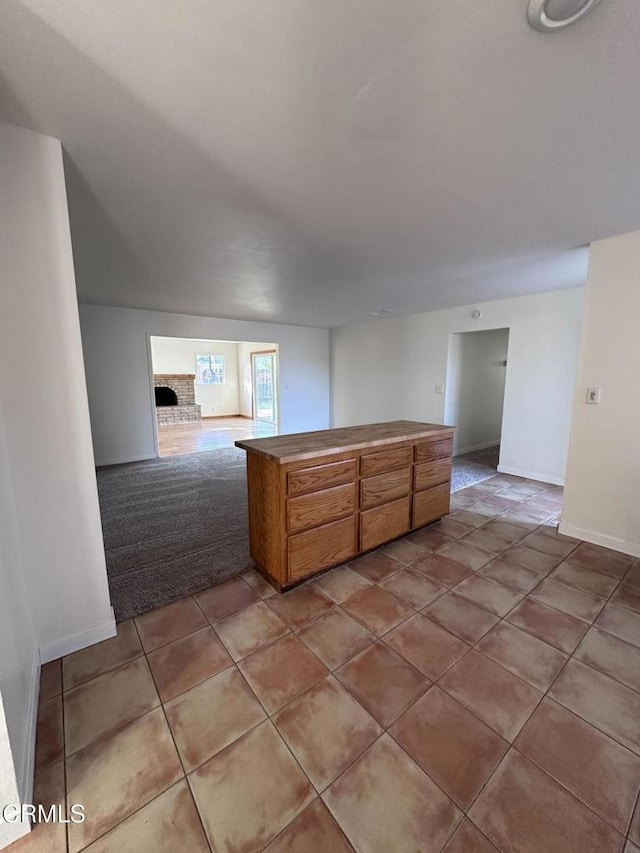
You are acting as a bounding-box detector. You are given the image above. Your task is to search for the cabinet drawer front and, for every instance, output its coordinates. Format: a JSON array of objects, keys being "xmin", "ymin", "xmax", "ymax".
[
  {"xmin": 360, "ymin": 468, "xmax": 411, "ymax": 511},
  {"xmin": 288, "ymin": 517, "xmax": 357, "ymax": 581},
  {"xmin": 360, "ymin": 445, "xmax": 412, "ymax": 477},
  {"xmin": 414, "ymin": 457, "xmax": 452, "ymax": 492},
  {"xmin": 287, "ymin": 459, "xmax": 356, "ymax": 497},
  {"xmin": 287, "ymin": 483, "xmax": 356, "ymax": 534},
  {"xmin": 360, "ymin": 496, "xmax": 411, "ymax": 552},
  {"xmin": 412, "ymin": 483, "xmax": 450, "ymax": 529},
  {"xmin": 414, "ymin": 437, "xmax": 453, "ymax": 463}
]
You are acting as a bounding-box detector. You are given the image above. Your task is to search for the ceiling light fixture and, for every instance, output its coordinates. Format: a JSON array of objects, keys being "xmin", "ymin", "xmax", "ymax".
[{"xmin": 527, "ymin": 0, "xmax": 604, "ymax": 32}]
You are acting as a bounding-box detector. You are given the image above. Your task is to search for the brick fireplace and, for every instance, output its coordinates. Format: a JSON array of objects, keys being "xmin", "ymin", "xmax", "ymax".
[{"xmin": 153, "ymin": 374, "xmax": 202, "ymax": 425}]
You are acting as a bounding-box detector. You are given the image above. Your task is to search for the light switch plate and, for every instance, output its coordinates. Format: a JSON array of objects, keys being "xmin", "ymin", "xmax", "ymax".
[{"xmin": 586, "ymin": 387, "xmax": 601, "ymax": 405}]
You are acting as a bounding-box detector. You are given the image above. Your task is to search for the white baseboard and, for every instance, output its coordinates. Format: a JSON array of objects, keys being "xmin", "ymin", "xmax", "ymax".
[
  {"xmin": 497, "ymin": 464, "xmax": 564, "ymax": 487},
  {"xmin": 558, "ymin": 522, "xmax": 640, "ymax": 559},
  {"xmin": 96, "ymin": 452, "xmax": 156, "ymax": 467},
  {"xmin": 39, "ymin": 607, "xmax": 117, "ymax": 664},
  {"xmin": 453, "ymin": 440, "xmax": 500, "ymax": 457}
]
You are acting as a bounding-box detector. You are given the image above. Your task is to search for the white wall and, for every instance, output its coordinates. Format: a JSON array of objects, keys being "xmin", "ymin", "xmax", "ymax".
[
  {"xmin": 332, "ymin": 288, "xmax": 584, "ymax": 485},
  {"xmin": 237, "ymin": 342, "xmax": 253, "ymax": 417},
  {"xmin": 0, "ymin": 408, "xmax": 36, "ymax": 848},
  {"xmin": 0, "ymin": 121, "xmax": 114, "ymax": 847},
  {"xmin": 79, "ymin": 305, "xmax": 329, "ymax": 466},
  {"xmin": 444, "ymin": 329, "xmax": 509, "ymax": 455},
  {"xmin": 561, "ymin": 231, "xmax": 640, "ymax": 556},
  {"xmin": 236, "ymin": 342, "xmax": 279, "ymax": 419},
  {"xmin": 151, "ymin": 337, "xmax": 242, "ymax": 417}
]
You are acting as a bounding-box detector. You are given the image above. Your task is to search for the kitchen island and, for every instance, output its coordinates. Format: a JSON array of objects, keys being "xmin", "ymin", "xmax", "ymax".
[{"xmin": 235, "ymin": 420, "xmax": 455, "ymax": 591}]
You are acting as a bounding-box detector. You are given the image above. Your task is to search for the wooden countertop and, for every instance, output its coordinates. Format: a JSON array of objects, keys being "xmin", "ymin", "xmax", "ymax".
[{"xmin": 235, "ymin": 420, "xmax": 454, "ymax": 463}]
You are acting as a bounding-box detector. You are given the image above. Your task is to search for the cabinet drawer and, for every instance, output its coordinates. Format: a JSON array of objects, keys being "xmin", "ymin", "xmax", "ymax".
[
  {"xmin": 360, "ymin": 496, "xmax": 411, "ymax": 552},
  {"xmin": 288, "ymin": 517, "xmax": 357, "ymax": 582},
  {"xmin": 414, "ymin": 437, "xmax": 453, "ymax": 463},
  {"xmin": 287, "ymin": 458, "xmax": 356, "ymax": 497},
  {"xmin": 360, "ymin": 445, "xmax": 412, "ymax": 477},
  {"xmin": 287, "ymin": 483, "xmax": 356, "ymax": 534},
  {"xmin": 412, "ymin": 483, "xmax": 450, "ymax": 528},
  {"xmin": 360, "ymin": 468, "xmax": 411, "ymax": 511},
  {"xmin": 414, "ymin": 457, "xmax": 452, "ymax": 492}
]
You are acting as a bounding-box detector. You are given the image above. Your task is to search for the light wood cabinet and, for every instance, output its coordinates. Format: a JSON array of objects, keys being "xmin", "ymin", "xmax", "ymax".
[
  {"xmin": 236, "ymin": 420, "xmax": 455, "ymax": 591},
  {"xmin": 360, "ymin": 496, "xmax": 411, "ymax": 552},
  {"xmin": 414, "ymin": 457, "xmax": 452, "ymax": 492},
  {"xmin": 360, "ymin": 468, "xmax": 411, "ymax": 510},
  {"xmin": 287, "ymin": 482, "xmax": 356, "ymax": 533}
]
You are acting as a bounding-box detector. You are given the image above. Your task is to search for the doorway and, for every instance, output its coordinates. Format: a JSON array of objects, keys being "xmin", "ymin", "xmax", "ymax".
[
  {"xmin": 444, "ymin": 328, "xmax": 509, "ymax": 486},
  {"xmin": 251, "ymin": 351, "xmax": 278, "ymax": 424},
  {"xmin": 149, "ymin": 336, "xmax": 279, "ymax": 457}
]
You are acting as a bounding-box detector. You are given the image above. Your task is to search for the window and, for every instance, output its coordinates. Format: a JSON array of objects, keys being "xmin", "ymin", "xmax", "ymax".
[{"xmin": 195, "ymin": 354, "xmax": 226, "ymax": 384}]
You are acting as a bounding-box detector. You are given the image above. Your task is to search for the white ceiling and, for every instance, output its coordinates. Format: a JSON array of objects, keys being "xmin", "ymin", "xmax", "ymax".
[{"xmin": 1, "ymin": 0, "xmax": 639, "ymax": 327}]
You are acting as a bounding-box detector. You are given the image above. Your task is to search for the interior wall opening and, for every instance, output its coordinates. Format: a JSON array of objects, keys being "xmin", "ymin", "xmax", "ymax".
[
  {"xmin": 149, "ymin": 335, "xmax": 279, "ymax": 457},
  {"xmin": 444, "ymin": 327, "xmax": 510, "ymax": 487}
]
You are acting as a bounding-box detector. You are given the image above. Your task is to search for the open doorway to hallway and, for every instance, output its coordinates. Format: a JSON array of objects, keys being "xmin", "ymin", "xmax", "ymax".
[
  {"xmin": 444, "ymin": 328, "xmax": 509, "ymax": 490},
  {"xmin": 149, "ymin": 336, "xmax": 279, "ymax": 457}
]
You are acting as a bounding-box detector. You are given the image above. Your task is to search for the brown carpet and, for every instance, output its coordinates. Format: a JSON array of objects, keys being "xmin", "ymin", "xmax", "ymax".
[
  {"xmin": 97, "ymin": 443, "xmax": 500, "ymax": 622},
  {"xmin": 96, "ymin": 447, "xmax": 253, "ymax": 621}
]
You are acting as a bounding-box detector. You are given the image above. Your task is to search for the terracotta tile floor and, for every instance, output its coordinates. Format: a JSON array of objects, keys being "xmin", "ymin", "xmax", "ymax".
[{"xmin": 14, "ymin": 474, "xmax": 640, "ymax": 852}]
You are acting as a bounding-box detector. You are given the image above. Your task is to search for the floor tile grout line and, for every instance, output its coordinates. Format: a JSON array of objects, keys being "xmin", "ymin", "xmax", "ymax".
[
  {"xmin": 547, "ymin": 659, "xmax": 640, "ymax": 751},
  {"xmin": 242, "ymin": 643, "xmax": 386, "ymax": 804},
  {"xmin": 139, "ymin": 618, "xmax": 214, "ymax": 851},
  {"xmin": 453, "ymin": 546, "xmax": 640, "ymax": 703},
  {"xmin": 211, "ymin": 607, "xmax": 350, "ymax": 801},
  {"xmin": 51, "ymin": 476, "xmax": 640, "ymax": 852},
  {"xmin": 331, "ymin": 645, "xmax": 431, "ymax": 730},
  {"xmin": 213, "ymin": 653, "xmax": 340, "ymax": 828},
  {"xmin": 475, "ymin": 603, "xmax": 640, "ymax": 829},
  {"xmin": 256, "ymin": 802, "xmax": 357, "ymax": 853},
  {"xmin": 384, "ymin": 709, "xmax": 504, "ymax": 837},
  {"xmin": 134, "ymin": 595, "xmax": 211, "ymax": 654},
  {"xmin": 60, "ymin": 688, "xmax": 164, "ymax": 764},
  {"xmin": 66, "ymin": 632, "xmax": 201, "ymax": 853},
  {"xmin": 340, "ymin": 598, "xmax": 420, "ymax": 639},
  {"xmin": 61, "ymin": 672, "xmax": 70, "ymax": 853},
  {"xmin": 61, "ymin": 649, "xmax": 146, "ymax": 695},
  {"xmin": 429, "ymin": 611, "xmax": 625, "ymax": 837},
  {"xmin": 95, "ymin": 528, "xmax": 624, "ymax": 734},
  {"xmin": 401, "ymin": 530, "xmax": 640, "ymax": 822},
  {"xmin": 510, "ymin": 739, "xmax": 640, "ymax": 840},
  {"xmin": 628, "ymin": 791, "xmax": 640, "ymax": 845},
  {"xmin": 572, "ymin": 633, "xmax": 640, "ymax": 697}
]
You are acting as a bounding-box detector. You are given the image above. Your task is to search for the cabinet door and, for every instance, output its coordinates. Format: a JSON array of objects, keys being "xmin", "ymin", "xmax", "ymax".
[
  {"xmin": 360, "ymin": 496, "xmax": 411, "ymax": 552},
  {"xmin": 288, "ymin": 517, "xmax": 357, "ymax": 582}
]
